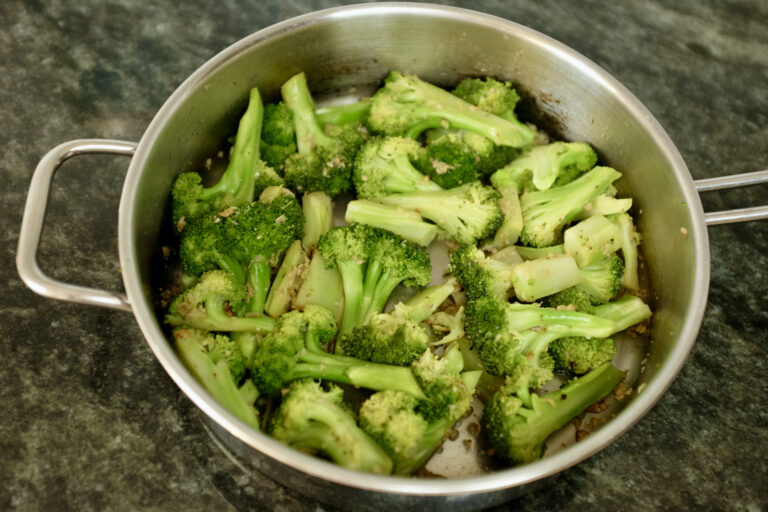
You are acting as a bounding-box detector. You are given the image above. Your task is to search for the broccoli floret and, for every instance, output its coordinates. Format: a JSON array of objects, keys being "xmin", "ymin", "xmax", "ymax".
[
  {"xmin": 174, "ymin": 328, "xmax": 260, "ymax": 430},
  {"xmin": 592, "ymin": 294, "xmax": 652, "ymax": 333},
  {"xmin": 344, "ymin": 199, "xmax": 438, "ymax": 247},
  {"xmin": 414, "ymin": 132, "xmax": 479, "ymax": 189},
  {"xmin": 315, "ymin": 98, "xmax": 372, "ymax": 126},
  {"xmin": 318, "ymin": 224, "xmax": 431, "ymax": 336},
  {"xmin": 492, "ymin": 142, "xmax": 598, "ymax": 192},
  {"xmin": 545, "ymin": 286, "xmax": 597, "ymax": 314},
  {"xmin": 485, "ymin": 171, "xmax": 523, "ymax": 249},
  {"xmin": 353, "ymin": 136, "xmax": 442, "ymax": 198},
  {"xmin": 509, "ymin": 254, "xmax": 584, "ymax": 302},
  {"xmin": 483, "ymin": 362, "xmax": 623, "ymax": 464},
  {"xmin": 338, "ymin": 280, "xmax": 456, "ymax": 365},
  {"xmin": 263, "ymin": 240, "xmax": 309, "ymax": 318},
  {"xmin": 424, "ymin": 128, "xmax": 519, "ymax": 177},
  {"xmin": 250, "ymin": 305, "xmax": 427, "ymax": 399},
  {"xmin": 563, "ymin": 215, "xmax": 622, "ymax": 268},
  {"xmin": 549, "ymin": 336, "xmax": 617, "ymax": 376},
  {"xmin": 165, "ymin": 270, "xmax": 276, "ymax": 334},
  {"xmin": 546, "ymin": 254, "xmax": 626, "ymax": 311},
  {"xmin": 575, "ymin": 195, "xmax": 633, "ymax": 220},
  {"xmin": 340, "ymin": 312, "xmax": 430, "ymax": 366},
  {"xmin": 260, "ymin": 102, "xmax": 297, "ymax": 172},
  {"xmin": 359, "ymin": 347, "xmax": 482, "ymax": 474},
  {"xmin": 450, "ymin": 77, "xmax": 535, "ymax": 147},
  {"xmin": 172, "ymin": 87, "xmax": 281, "ymax": 230},
  {"xmin": 519, "ymin": 166, "xmax": 622, "ymax": 247},
  {"xmin": 367, "ymin": 71, "xmax": 534, "ymax": 147},
  {"xmin": 280, "ymin": 72, "xmax": 365, "ymax": 197},
  {"xmin": 270, "ymin": 379, "xmax": 393, "ymax": 474},
  {"xmin": 450, "ymin": 244, "xmax": 518, "ymax": 301},
  {"xmin": 375, "ymin": 182, "xmax": 503, "ymax": 245},
  {"xmin": 464, "ymin": 297, "xmax": 617, "ymax": 406},
  {"xmin": 611, "ymin": 212, "xmax": 641, "ymax": 290}
]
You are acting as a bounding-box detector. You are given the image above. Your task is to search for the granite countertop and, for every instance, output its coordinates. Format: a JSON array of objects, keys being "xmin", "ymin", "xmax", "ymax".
[{"xmin": 2, "ymin": 1, "xmax": 766, "ymax": 510}]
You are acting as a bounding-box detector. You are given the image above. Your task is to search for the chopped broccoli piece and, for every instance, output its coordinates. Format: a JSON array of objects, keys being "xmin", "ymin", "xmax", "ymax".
[
  {"xmin": 514, "ymin": 244, "xmax": 565, "ymax": 260},
  {"xmin": 340, "ymin": 312, "xmax": 430, "ymax": 366},
  {"xmin": 464, "ymin": 297, "xmax": 617, "ymax": 405},
  {"xmin": 450, "ymin": 244, "xmax": 518, "ymax": 301},
  {"xmin": 492, "ymin": 142, "xmax": 598, "ymax": 192},
  {"xmin": 546, "ymin": 254, "xmax": 625, "ymax": 310},
  {"xmin": 519, "ymin": 166, "xmax": 622, "ymax": 247},
  {"xmin": 592, "ymin": 294, "xmax": 652, "ymax": 333},
  {"xmin": 264, "ymin": 240, "xmax": 309, "ymax": 318},
  {"xmin": 575, "ymin": 195, "xmax": 633, "ymax": 220},
  {"xmin": 483, "ymin": 362, "xmax": 623, "ymax": 464},
  {"xmin": 414, "ymin": 132, "xmax": 479, "ymax": 189},
  {"xmin": 165, "ymin": 270, "xmax": 276, "ymax": 334},
  {"xmin": 368, "ymin": 71, "xmax": 534, "ymax": 147},
  {"xmin": 318, "ymin": 224, "xmax": 431, "ymax": 336},
  {"xmin": 270, "ymin": 379, "xmax": 393, "ymax": 474},
  {"xmin": 375, "ymin": 182, "xmax": 503, "ymax": 245},
  {"xmin": 339, "ymin": 281, "xmax": 456, "ymax": 365},
  {"xmin": 563, "ymin": 215, "xmax": 623, "ymax": 268},
  {"xmin": 549, "ymin": 336, "xmax": 617, "ymax": 375},
  {"xmin": 174, "ymin": 328, "xmax": 260, "ymax": 430},
  {"xmin": 301, "ymin": 191, "xmax": 334, "ymax": 249},
  {"xmin": 281, "ymin": 72, "xmax": 365, "ymax": 197},
  {"xmin": 315, "ymin": 98, "xmax": 372, "ymax": 126},
  {"xmin": 260, "ymin": 101, "xmax": 297, "ymax": 172},
  {"xmin": 450, "ymin": 77, "xmax": 535, "ymax": 148},
  {"xmin": 509, "ymin": 254, "xmax": 584, "ymax": 302},
  {"xmin": 611, "ymin": 212, "xmax": 641, "ymax": 290},
  {"xmin": 172, "ymin": 87, "xmax": 281, "ymax": 230},
  {"xmin": 353, "ymin": 136, "xmax": 442, "ymax": 198},
  {"xmin": 485, "ymin": 172, "xmax": 523, "ymax": 249},
  {"xmin": 359, "ymin": 346, "xmax": 481, "ymax": 474},
  {"xmin": 250, "ymin": 306, "xmax": 427, "ymax": 399},
  {"xmin": 344, "ymin": 199, "xmax": 438, "ymax": 247}
]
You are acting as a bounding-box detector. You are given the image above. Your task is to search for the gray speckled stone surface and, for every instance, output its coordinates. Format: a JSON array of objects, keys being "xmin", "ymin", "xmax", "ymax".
[{"xmin": 2, "ymin": 1, "xmax": 766, "ymax": 511}]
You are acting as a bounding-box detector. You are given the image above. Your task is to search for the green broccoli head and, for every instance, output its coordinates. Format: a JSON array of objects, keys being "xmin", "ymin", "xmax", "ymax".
[
  {"xmin": 546, "ymin": 254, "xmax": 625, "ymax": 310},
  {"xmin": 166, "ymin": 270, "xmax": 276, "ymax": 334},
  {"xmin": 318, "ymin": 224, "xmax": 431, "ymax": 335},
  {"xmin": 483, "ymin": 363, "xmax": 623, "ymax": 464},
  {"xmin": 260, "ymin": 101, "xmax": 297, "ymax": 171},
  {"xmin": 452, "ymin": 77, "xmax": 521, "ymax": 117},
  {"xmin": 519, "ymin": 166, "xmax": 622, "ymax": 248},
  {"xmin": 340, "ymin": 312, "xmax": 430, "ymax": 366},
  {"xmin": 549, "ymin": 336, "xmax": 617, "ymax": 376},
  {"xmin": 368, "ymin": 71, "xmax": 534, "ymax": 147},
  {"xmin": 174, "ymin": 328, "xmax": 260, "ymax": 430},
  {"xmin": 492, "ymin": 142, "xmax": 598, "ymax": 192},
  {"xmin": 172, "ymin": 87, "xmax": 270, "ymax": 230},
  {"xmin": 376, "ymin": 182, "xmax": 503, "ymax": 245},
  {"xmin": 414, "ymin": 132, "xmax": 478, "ymax": 189},
  {"xmin": 280, "ymin": 72, "xmax": 365, "ymax": 197},
  {"xmin": 353, "ymin": 136, "xmax": 442, "ymax": 199},
  {"xmin": 450, "ymin": 244, "xmax": 517, "ymax": 301},
  {"xmin": 270, "ymin": 379, "xmax": 394, "ymax": 475},
  {"xmin": 411, "ymin": 346, "xmax": 471, "ymax": 423}
]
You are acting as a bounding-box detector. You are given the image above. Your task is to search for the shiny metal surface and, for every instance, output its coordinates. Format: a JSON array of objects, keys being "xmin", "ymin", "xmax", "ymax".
[
  {"xmin": 694, "ymin": 170, "xmax": 768, "ymax": 225},
  {"xmin": 16, "ymin": 139, "xmax": 135, "ymax": 312},
  {"xmin": 18, "ymin": 2, "xmax": 732, "ymax": 510}
]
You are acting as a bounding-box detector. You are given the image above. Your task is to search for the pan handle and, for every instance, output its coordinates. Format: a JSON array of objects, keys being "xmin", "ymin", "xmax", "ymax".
[
  {"xmin": 693, "ymin": 169, "xmax": 768, "ymax": 225},
  {"xmin": 16, "ymin": 139, "xmax": 137, "ymax": 312}
]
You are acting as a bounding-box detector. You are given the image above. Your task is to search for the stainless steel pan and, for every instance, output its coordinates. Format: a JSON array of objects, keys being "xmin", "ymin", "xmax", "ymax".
[{"xmin": 16, "ymin": 3, "xmax": 768, "ymax": 510}]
